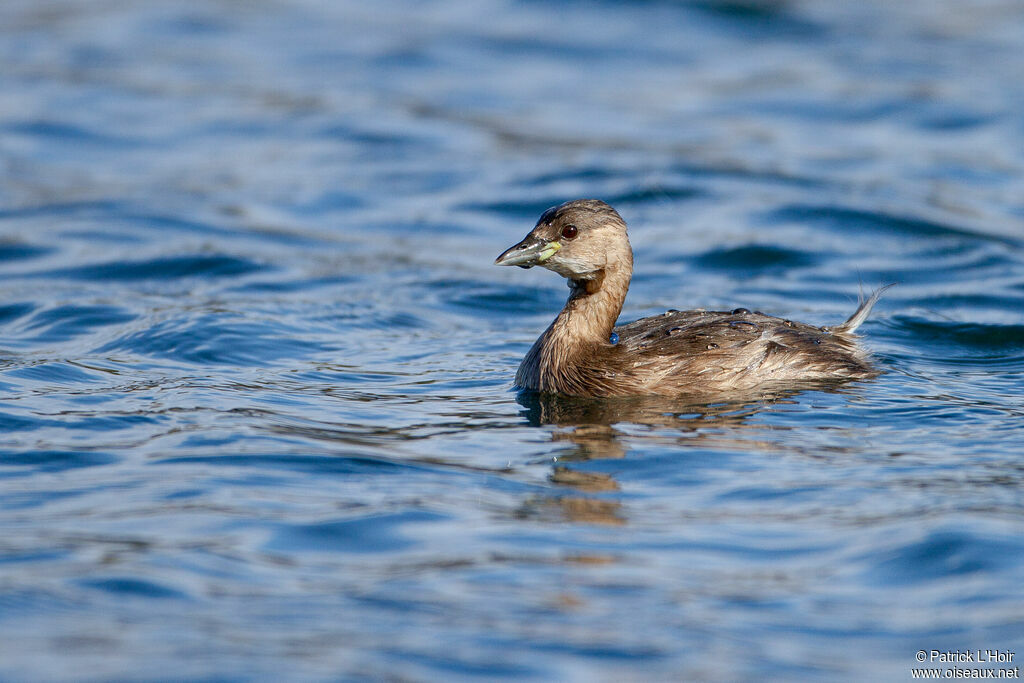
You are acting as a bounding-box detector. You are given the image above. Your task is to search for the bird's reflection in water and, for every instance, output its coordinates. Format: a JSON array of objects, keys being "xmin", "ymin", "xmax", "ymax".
[{"xmin": 515, "ymin": 383, "xmax": 855, "ymax": 526}]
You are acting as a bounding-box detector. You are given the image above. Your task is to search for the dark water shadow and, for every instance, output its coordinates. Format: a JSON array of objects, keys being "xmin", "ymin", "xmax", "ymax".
[
  {"xmin": 517, "ymin": 388, "xmax": 781, "ymax": 461},
  {"xmin": 513, "ymin": 382, "xmax": 859, "ymax": 525},
  {"xmin": 517, "ymin": 383, "xmax": 855, "ymax": 432}
]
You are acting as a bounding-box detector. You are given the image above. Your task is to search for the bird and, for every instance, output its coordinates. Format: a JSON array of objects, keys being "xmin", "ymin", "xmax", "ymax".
[{"xmin": 494, "ymin": 199, "xmax": 887, "ymax": 398}]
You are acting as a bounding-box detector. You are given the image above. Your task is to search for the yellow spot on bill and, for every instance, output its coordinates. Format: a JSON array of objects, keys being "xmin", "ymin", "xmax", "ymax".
[{"xmin": 538, "ymin": 241, "xmax": 561, "ymax": 262}]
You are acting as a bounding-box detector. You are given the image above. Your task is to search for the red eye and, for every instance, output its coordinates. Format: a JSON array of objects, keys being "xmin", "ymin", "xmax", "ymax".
[{"xmin": 561, "ymin": 224, "xmax": 578, "ymax": 239}]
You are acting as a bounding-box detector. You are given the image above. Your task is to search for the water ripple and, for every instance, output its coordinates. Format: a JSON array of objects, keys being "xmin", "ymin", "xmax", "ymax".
[
  {"xmin": 694, "ymin": 244, "xmax": 818, "ymax": 272},
  {"xmin": 0, "ymin": 450, "xmax": 119, "ymax": 475},
  {"xmin": 0, "ymin": 244, "xmax": 53, "ymax": 262},
  {"xmin": 20, "ymin": 305, "xmax": 137, "ymax": 345},
  {"xmin": 97, "ymin": 315, "xmax": 328, "ymax": 366},
  {"xmin": 39, "ymin": 255, "xmax": 266, "ymax": 282},
  {"xmin": 765, "ymin": 205, "xmax": 1022, "ymax": 245},
  {"xmin": 865, "ymin": 528, "xmax": 1024, "ymax": 585},
  {"xmin": 265, "ymin": 511, "xmax": 450, "ymax": 555}
]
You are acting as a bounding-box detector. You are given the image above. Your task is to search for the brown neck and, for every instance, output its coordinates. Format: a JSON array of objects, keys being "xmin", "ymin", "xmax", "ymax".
[
  {"xmin": 515, "ymin": 238, "xmax": 634, "ymax": 393},
  {"xmin": 548, "ymin": 258, "xmax": 632, "ymax": 347}
]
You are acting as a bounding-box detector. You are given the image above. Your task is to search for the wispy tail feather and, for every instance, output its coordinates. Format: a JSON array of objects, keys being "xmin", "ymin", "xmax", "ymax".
[{"xmin": 831, "ymin": 284, "xmax": 894, "ymax": 334}]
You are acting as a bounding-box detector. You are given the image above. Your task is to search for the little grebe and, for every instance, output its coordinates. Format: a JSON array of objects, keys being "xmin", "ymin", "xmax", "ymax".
[{"xmin": 495, "ymin": 199, "xmax": 887, "ymax": 397}]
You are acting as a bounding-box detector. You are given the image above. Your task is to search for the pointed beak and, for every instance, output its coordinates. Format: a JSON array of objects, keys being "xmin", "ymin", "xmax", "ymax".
[{"xmin": 494, "ymin": 236, "xmax": 561, "ymax": 269}]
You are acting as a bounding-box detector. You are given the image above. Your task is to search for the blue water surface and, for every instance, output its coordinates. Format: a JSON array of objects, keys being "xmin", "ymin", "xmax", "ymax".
[{"xmin": 1, "ymin": 0, "xmax": 1023, "ymax": 680}]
